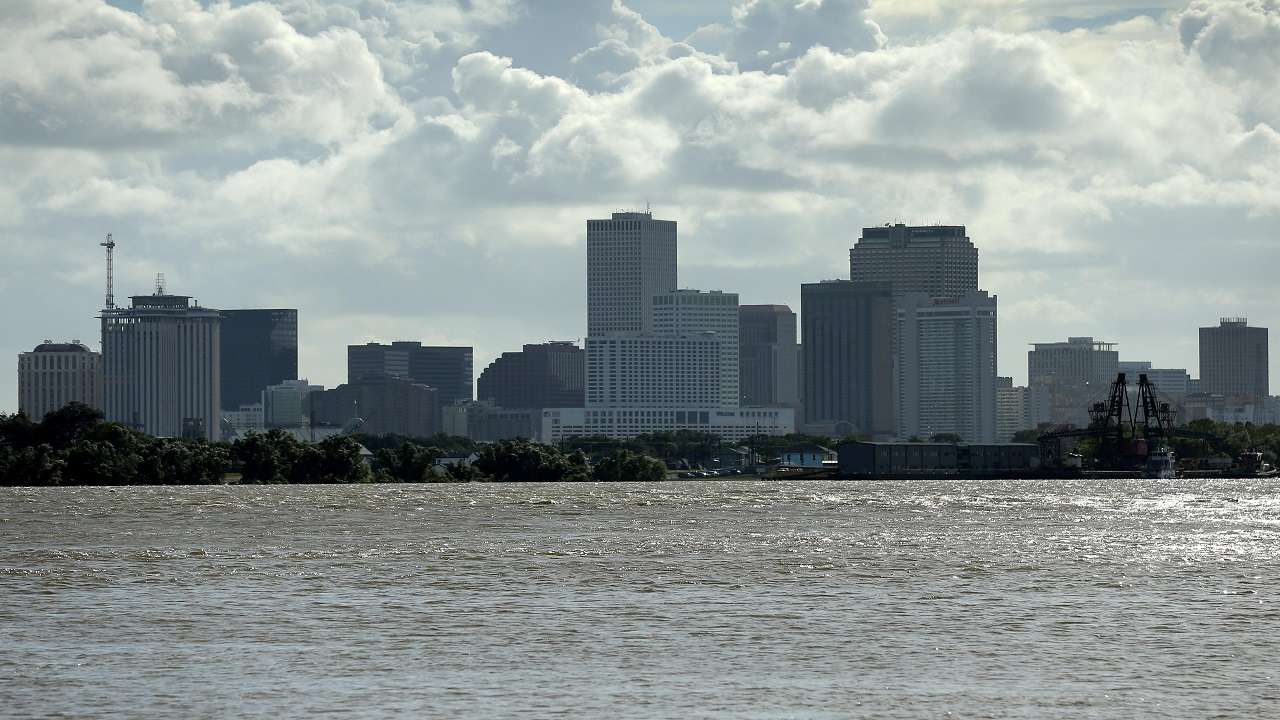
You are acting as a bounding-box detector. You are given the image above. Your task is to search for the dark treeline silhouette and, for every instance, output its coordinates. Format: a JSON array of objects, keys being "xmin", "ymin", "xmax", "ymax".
[{"xmin": 0, "ymin": 404, "xmax": 667, "ymax": 485}]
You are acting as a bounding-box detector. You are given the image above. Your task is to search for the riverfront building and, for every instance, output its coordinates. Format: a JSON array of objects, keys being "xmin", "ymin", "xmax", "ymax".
[
  {"xmin": 652, "ymin": 290, "xmax": 739, "ymax": 407},
  {"xmin": 101, "ymin": 290, "xmax": 221, "ymax": 441},
  {"xmin": 800, "ymin": 280, "xmax": 896, "ymax": 438},
  {"xmin": 739, "ymin": 305, "xmax": 800, "ymax": 408},
  {"xmin": 850, "ymin": 224, "xmax": 978, "ymax": 296},
  {"xmin": 219, "ymin": 309, "xmax": 297, "ymax": 411},
  {"xmin": 539, "ymin": 406, "xmax": 794, "ymax": 444},
  {"xmin": 1199, "ymin": 318, "xmax": 1269, "ymax": 398},
  {"xmin": 478, "ymin": 342, "xmax": 584, "ymax": 410},
  {"xmin": 17, "ymin": 341, "xmax": 103, "ymax": 421},
  {"xmin": 895, "ymin": 291, "xmax": 997, "ymax": 443},
  {"xmin": 347, "ymin": 341, "xmax": 474, "ymax": 407},
  {"xmin": 587, "ymin": 211, "xmax": 677, "ymax": 335}
]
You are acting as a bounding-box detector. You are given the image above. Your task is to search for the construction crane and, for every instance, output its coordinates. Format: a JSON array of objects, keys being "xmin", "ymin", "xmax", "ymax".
[{"xmin": 100, "ymin": 233, "xmax": 116, "ymax": 309}]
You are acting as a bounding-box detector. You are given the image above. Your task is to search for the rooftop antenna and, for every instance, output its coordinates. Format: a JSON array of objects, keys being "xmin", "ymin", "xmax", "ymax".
[
  {"xmin": 100, "ymin": 233, "xmax": 116, "ymax": 309},
  {"xmin": 155, "ymin": 272, "xmax": 166, "ymax": 295}
]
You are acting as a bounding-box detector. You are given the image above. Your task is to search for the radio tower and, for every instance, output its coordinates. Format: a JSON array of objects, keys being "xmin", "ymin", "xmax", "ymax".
[{"xmin": 100, "ymin": 233, "xmax": 116, "ymax": 310}]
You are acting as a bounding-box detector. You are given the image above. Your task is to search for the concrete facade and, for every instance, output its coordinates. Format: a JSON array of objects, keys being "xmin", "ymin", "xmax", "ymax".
[
  {"xmin": 587, "ymin": 211, "xmax": 677, "ymax": 336},
  {"xmin": 1199, "ymin": 318, "xmax": 1268, "ymax": 398},
  {"xmin": 850, "ymin": 224, "xmax": 978, "ymax": 296},
  {"xmin": 539, "ymin": 406, "xmax": 794, "ymax": 443},
  {"xmin": 585, "ymin": 335, "xmax": 724, "ymax": 408},
  {"xmin": 895, "ymin": 291, "xmax": 997, "ymax": 442},
  {"xmin": 17, "ymin": 342, "xmax": 103, "ymax": 421},
  {"xmin": 101, "ymin": 293, "xmax": 221, "ymax": 440},
  {"xmin": 309, "ymin": 376, "xmax": 439, "ymax": 438},
  {"xmin": 262, "ymin": 378, "xmax": 323, "ymax": 428},
  {"xmin": 1028, "ymin": 337, "xmax": 1119, "ymax": 427},
  {"xmin": 652, "ymin": 289, "xmax": 739, "ymax": 407}
]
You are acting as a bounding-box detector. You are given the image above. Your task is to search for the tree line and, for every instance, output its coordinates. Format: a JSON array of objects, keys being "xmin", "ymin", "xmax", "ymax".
[{"xmin": 0, "ymin": 403, "xmax": 668, "ymax": 486}]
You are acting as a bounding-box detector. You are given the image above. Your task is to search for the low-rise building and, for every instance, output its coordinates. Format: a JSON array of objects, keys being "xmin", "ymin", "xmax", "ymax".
[
  {"xmin": 838, "ymin": 441, "xmax": 1039, "ymax": 477},
  {"xmin": 539, "ymin": 406, "xmax": 794, "ymax": 443}
]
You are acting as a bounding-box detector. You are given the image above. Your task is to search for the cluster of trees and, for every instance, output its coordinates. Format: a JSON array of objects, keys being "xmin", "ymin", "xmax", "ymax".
[
  {"xmin": 1170, "ymin": 420, "xmax": 1280, "ymax": 464},
  {"xmin": 0, "ymin": 405, "xmax": 670, "ymax": 486}
]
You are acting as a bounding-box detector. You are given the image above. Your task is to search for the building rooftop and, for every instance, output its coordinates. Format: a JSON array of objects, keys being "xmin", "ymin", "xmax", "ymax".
[{"xmin": 31, "ymin": 341, "xmax": 93, "ymax": 353}]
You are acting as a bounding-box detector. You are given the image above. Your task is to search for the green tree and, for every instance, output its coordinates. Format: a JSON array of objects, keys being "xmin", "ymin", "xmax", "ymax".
[{"xmin": 592, "ymin": 450, "xmax": 668, "ymax": 483}]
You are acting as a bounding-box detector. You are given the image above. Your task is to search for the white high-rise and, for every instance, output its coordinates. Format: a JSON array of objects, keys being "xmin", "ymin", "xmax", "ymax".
[
  {"xmin": 652, "ymin": 289, "xmax": 739, "ymax": 407},
  {"xmin": 102, "ymin": 290, "xmax": 221, "ymax": 441},
  {"xmin": 585, "ymin": 335, "xmax": 722, "ymax": 408},
  {"xmin": 895, "ymin": 291, "xmax": 997, "ymax": 442},
  {"xmin": 587, "ymin": 211, "xmax": 676, "ymax": 335}
]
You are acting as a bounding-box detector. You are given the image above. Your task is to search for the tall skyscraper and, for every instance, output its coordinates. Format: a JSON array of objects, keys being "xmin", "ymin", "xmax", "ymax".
[
  {"xmin": 586, "ymin": 211, "xmax": 677, "ymax": 335},
  {"xmin": 800, "ymin": 281, "xmax": 895, "ymax": 437},
  {"xmin": 739, "ymin": 305, "xmax": 799, "ymax": 407},
  {"xmin": 652, "ymin": 289, "xmax": 739, "ymax": 407},
  {"xmin": 1028, "ymin": 337, "xmax": 1119, "ymax": 427},
  {"xmin": 478, "ymin": 342, "xmax": 584, "ymax": 410},
  {"xmin": 850, "ymin": 224, "xmax": 978, "ymax": 295},
  {"xmin": 219, "ymin": 309, "xmax": 298, "ymax": 411},
  {"xmin": 17, "ymin": 341, "xmax": 103, "ymax": 421},
  {"xmin": 895, "ymin": 292, "xmax": 997, "ymax": 442},
  {"xmin": 101, "ymin": 290, "xmax": 221, "ymax": 440},
  {"xmin": 1199, "ymin": 318, "xmax": 1269, "ymax": 398},
  {"xmin": 347, "ymin": 342, "xmax": 474, "ymax": 407}
]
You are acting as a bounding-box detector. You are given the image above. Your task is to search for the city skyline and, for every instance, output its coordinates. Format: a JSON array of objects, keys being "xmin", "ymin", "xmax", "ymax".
[{"xmin": 4, "ymin": 0, "xmax": 1280, "ymax": 413}]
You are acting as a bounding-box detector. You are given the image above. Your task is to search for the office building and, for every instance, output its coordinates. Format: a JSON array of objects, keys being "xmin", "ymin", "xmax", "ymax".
[
  {"xmin": 850, "ymin": 224, "xmax": 978, "ymax": 296},
  {"xmin": 895, "ymin": 291, "xmax": 997, "ymax": 442},
  {"xmin": 1199, "ymin": 318, "xmax": 1269, "ymax": 398},
  {"xmin": 219, "ymin": 309, "xmax": 297, "ymax": 411},
  {"xmin": 101, "ymin": 289, "xmax": 221, "ymax": 440},
  {"xmin": 477, "ymin": 342, "xmax": 584, "ymax": 410},
  {"xmin": 309, "ymin": 376, "xmax": 439, "ymax": 438},
  {"xmin": 652, "ymin": 289, "xmax": 739, "ymax": 406},
  {"xmin": 222, "ymin": 403, "xmax": 264, "ymax": 440},
  {"xmin": 800, "ymin": 281, "xmax": 895, "ymax": 438},
  {"xmin": 995, "ymin": 378, "xmax": 1030, "ymax": 442},
  {"xmin": 348, "ymin": 342, "xmax": 474, "ymax": 406},
  {"xmin": 444, "ymin": 401, "xmax": 540, "ymax": 441},
  {"xmin": 262, "ymin": 379, "xmax": 323, "ymax": 428},
  {"xmin": 1120, "ymin": 362, "xmax": 1191, "ymax": 398},
  {"xmin": 586, "ymin": 211, "xmax": 677, "ymax": 335},
  {"xmin": 17, "ymin": 341, "xmax": 103, "ymax": 421},
  {"xmin": 739, "ymin": 305, "xmax": 799, "ymax": 408},
  {"xmin": 539, "ymin": 406, "xmax": 794, "ymax": 443},
  {"xmin": 1028, "ymin": 337, "xmax": 1119, "ymax": 427},
  {"xmin": 585, "ymin": 334, "xmax": 724, "ymax": 408}
]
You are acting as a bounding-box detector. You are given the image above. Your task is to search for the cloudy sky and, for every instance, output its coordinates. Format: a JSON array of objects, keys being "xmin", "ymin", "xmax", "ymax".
[{"xmin": 3, "ymin": 0, "xmax": 1278, "ymax": 411}]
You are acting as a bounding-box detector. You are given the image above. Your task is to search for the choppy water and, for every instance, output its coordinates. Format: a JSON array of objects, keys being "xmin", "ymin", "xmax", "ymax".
[{"xmin": 2, "ymin": 479, "xmax": 1279, "ymax": 719}]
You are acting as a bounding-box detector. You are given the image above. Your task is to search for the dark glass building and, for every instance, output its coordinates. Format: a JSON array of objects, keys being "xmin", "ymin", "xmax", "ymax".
[
  {"xmin": 800, "ymin": 281, "xmax": 895, "ymax": 437},
  {"xmin": 477, "ymin": 342, "xmax": 584, "ymax": 409},
  {"xmin": 347, "ymin": 341, "xmax": 473, "ymax": 407},
  {"xmin": 220, "ymin": 309, "xmax": 298, "ymax": 410}
]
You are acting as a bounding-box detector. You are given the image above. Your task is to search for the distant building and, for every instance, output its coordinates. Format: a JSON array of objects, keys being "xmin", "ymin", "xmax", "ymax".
[
  {"xmin": 477, "ymin": 342, "xmax": 584, "ymax": 410},
  {"xmin": 347, "ymin": 341, "xmax": 474, "ymax": 407},
  {"xmin": 895, "ymin": 291, "xmax": 997, "ymax": 442},
  {"xmin": 443, "ymin": 401, "xmax": 540, "ymax": 442},
  {"xmin": 101, "ymin": 290, "xmax": 221, "ymax": 441},
  {"xmin": 781, "ymin": 444, "xmax": 836, "ymax": 467},
  {"xmin": 1199, "ymin": 318, "xmax": 1268, "ymax": 398},
  {"xmin": 219, "ymin": 309, "xmax": 297, "ymax": 411},
  {"xmin": 850, "ymin": 224, "xmax": 978, "ymax": 296},
  {"xmin": 17, "ymin": 341, "xmax": 103, "ymax": 421},
  {"xmin": 262, "ymin": 379, "xmax": 323, "ymax": 428},
  {"xmin": 995, "ymin": 379, "xmax": 1029, "ymax": 442},
  {"xmin": 222, "ymin": 403, "xmax": 264, "ymax": 440},
  {"xmin": 585, "ymin": 334, "xmax": 726, "ymax": 408},
  {"xmin": 800, "ymin": 280, "xmax": 895, "ymax": 438},
  {"xmin": 587, "ymin": 211, "xmax": 677, "ymax": 335},
  {"xmin": 539, "ymin": 406, "xmax": 794, "ymax": 443},
  {"xmin": 652, "ymin": 289, "xmax": 739, "ymax": 407},
  {"xmin": 309, "ymin": 376, "xmax": 439, "ymax": 438},
  {"xmin": 739, "ymin": 305, "xmax": 800, "ymax": 408},
  {"xmin": 1028, "ymin": 337, "xmax": 1119, "ymax": 427}
]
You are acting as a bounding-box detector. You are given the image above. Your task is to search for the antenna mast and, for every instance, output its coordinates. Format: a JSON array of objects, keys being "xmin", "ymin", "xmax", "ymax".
[{"xmin": 100, "ymin": 233, "xmax": 116, "ymax": 309}]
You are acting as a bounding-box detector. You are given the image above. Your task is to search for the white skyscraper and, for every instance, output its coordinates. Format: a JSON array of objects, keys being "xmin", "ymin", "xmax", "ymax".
[
  {"xmin": 102, "ymin": 290, "xmax": 221, "ymax": 441},
  {"xmin": 585, "ymin": 335, "xmax": 723, "ymax": 408},
  {"xmin": 652, "ymin": 289, "xmax": 739, "ymax": 407},
  {"xmin": 895, "ymin": 291, "xmax": 997, "ymax": 442},
  {"xmin": 586, "ymin": 211, "xmax": 676, "ymax": 335}
]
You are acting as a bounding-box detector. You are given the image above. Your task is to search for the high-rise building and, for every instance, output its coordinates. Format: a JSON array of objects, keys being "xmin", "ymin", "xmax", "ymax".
[
  {"xmin": 652, "ymin": 289, "xmax": 739, "ymax": 407},
  {"xmin": 850, "ymin": 224, "xmax": 978, "ymax": 296},
  {"xmin": 739, "ymin": 305, "xmax": 799, "ymax": 408},
  {"xmin": 347, "ymin": 342, "xmax": 474, "ymax": 407},
  {"xmin": 800, "ymin": 281, "xmax": 895, "ymax": 438},
  {"xmin": 1199, "ymin": 318, "xmax": 1268, "ymax": 398},
  {"xmin": 219, "ymin": 309, "xmax": 298, "ymax": 411},
  {"xmin": 995, "ymin": 377, "xmax": 1029, "ymax": 442},
  {"xmin": 309, "ymin": 376, "xmax": 439, "ymax": 438},
  {"xmin": 101, "ymin": 290, "xmax": 221, "ymax": 440},
  {"xmin": 262, "ymin": 379, "xmax": 323, "ymax": 428},
  {"xmin": 586, "ymin": 211, "xmax": 677, "ymax": 335},
  {"xmin": 17, "ymin": 341, "xmax": 103, "ymax": 421},
  {"xmin": 1028, "ymin": 337, "xmax": 1119, "ymax": 427},
  {"xmin": 478, "ymin": 342, "xmax": 584, "ymax": 410},
  {"xmin": 895, "ymin": 291, "xmax": 997, "ymax": 442},
  {"xmin": 585, "ymin": 335, "xmax": 724, "ymax": 408},
  {"xmin": 1120, "ymin": 362, "xmax": 1191, "ymax": 398}
]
